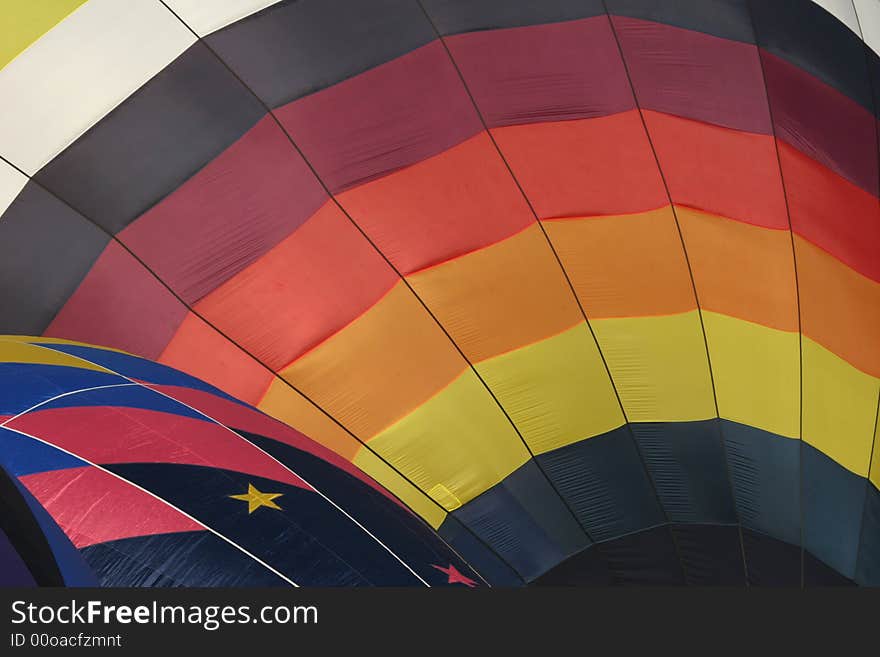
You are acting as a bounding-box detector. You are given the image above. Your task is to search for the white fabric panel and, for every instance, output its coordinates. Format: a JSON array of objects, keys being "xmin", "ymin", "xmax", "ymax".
[
  {"xmin": 164, "ymin": 0, "xmax": 282, "ymax": 35},
  {"xmin": 810, "ymin": 0, "xmax": 862, "ymax": 35},
  {"xmin": 0, "ymin": 0, "xmax": 196, "ymax": 175},
  {"xmin": 854, "ymin": 0, "xmax": 880, "ymax": 54},
  {"xmin": 0, "ymin": 161, "xmax": 28, "ymax": 219}
]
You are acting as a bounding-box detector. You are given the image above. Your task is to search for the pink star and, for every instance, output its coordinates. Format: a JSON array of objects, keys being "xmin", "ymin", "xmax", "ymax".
[{"xmin": 432, "ymin": 563, "xmax": 477, "ymax": 587}]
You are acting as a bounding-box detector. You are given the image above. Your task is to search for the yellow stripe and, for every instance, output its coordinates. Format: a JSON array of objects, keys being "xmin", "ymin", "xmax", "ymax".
[
  {"xmin": 803, "ymin": 337, "xmax": 878, "ymax": 477},
  {"xmin": 366, "ymin": 370, "xmax": 529, "ymax": 510},
  {"xmin": 703, "ymin": 311, "xmax": 800, "ymax": 439},
  {"xmin": 476, "ymin": 323, "xmax": 624, "ymax": 454},
  {"xmin": 0, "ymin": 339, "xmax": 111, "ymax": 373},
  {"xmin": 0, "ymin": 0, "xmax": 86, "ymax": 69},
  {"xmin": 872, "ymin": 410, "xmax": 880, "ymax": 491},
  {"xmin": 591, "ymin": 311, "xmax": 716, "ymax": 422}
]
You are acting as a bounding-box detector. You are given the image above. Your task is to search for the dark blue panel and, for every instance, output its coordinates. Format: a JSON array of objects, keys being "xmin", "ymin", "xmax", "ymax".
[
  {"xmin": 722, "ymin": 420, "xmax": 800, "ymax": 545},
  {"xmin": 436, "ymin": 516, "xmax": 524, "ymax": 586},
  {"xmin": 802, "ymin": 443, "xmax": 866, "ymax": 580},
  {"xmin": 0, "ymin": 527, "xmax": 36, "ymax": 587},
  {"xmin": 35, "ymin": 343, "xmax": 244, "ymax": 404},
  {"xmin": 452, "ymin": 459, "xmax": 590, "ymax": 582},
  {"xmin": 607, "ymin": 0, "xmax": 754, "ymax": 43},
  {"xmin": 0, "ymin": 426, "xmax": 87, "ymax": 477},
  {"xmin": 803, "ymin": 551, "xmax": 855, "ymax": 587},
  {"xmin": 422, "ymin": 0, "xmax": 605, "ymax": 35},
  {"xmin": 595, "ymin": 524, "xmax": 684, "ymax": 585},
  {"xmin": 672, "ymin": 523, "xmax": 746, "ymax": 585},
  {"xmin": 37, "ymin": 384, "xmax": 207, "ymax": 422},
  {"xmin": 741, "ymin": 528, "xmax": 800, "ymax": 586},
  {"xmin": 855, "ymin": 484, "xmax": 880, "ymax": 586},
  {"xmin": 631, "ymin": 420, "xmax": 737, "ymax": 524},
  {"xmin": 537, "ymin": 426, "xmax": 665, "ymax": 541},
  {"xmin": 0, "ymin": 363, "xmax": 126, "ymax": 415},
  {"xmin": 530, "ymin": 545, "xmax": 613, "ymax": 586},
  {"xmin": 81, "ymin": 531, "xmax": 288, "ymax": 587}
]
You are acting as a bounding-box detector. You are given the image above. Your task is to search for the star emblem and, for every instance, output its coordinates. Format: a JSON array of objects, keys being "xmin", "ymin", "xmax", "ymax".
[
  {"xmin": 229, "ymin": 483, "xmax": 283, "ymax": 514},
  {"xmin": 432, "ymin": 563, "xmax": 477, "ymax": 587}
]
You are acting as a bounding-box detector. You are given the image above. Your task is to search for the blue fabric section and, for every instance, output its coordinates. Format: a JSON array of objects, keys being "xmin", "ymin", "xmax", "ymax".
[
  {"xmin": 536, "ymin": 426, "xmax": 666, "ymax": 541},
  {"xmin": 671, "ymin": 523, "xmax": 745, "ymax": 585},
  {"xmin": 802, "ymin": 443, "xmax": 867, "ymax": 580},
  {"xmin": 34, "ymin": 344, "xmax": 244, "ymax": 405},
  {"xmin": 0, "ymin": 426, "xmax": 87, "ymax": 477},
  {"xmin": 37, "ymin": 384, "xmax": 207, "ymax": 422},
  {"xmin": 451, "ymin": 459, "xmax": 590, "ymax": 582},
  {"xmin": 721, "ymin": 420, "xmax": 800, "ymax": 545},
  {"xmin": 0, "ymin": 363, "xmax": 126, "ymax": 415},
  {"xmin": 436, "ymin": 515, "xmax": 523, "ymax": 586},
  {"xmin": 631, "ymin": 420, "xmax": 738, "ymax": 524},
  {"xmin": 0, "ymin": 526, "xmax": 36, "ymax": 586},
  {"xmin": 855, "ymin": 483, "xmax": 880, "ymax": 586}
]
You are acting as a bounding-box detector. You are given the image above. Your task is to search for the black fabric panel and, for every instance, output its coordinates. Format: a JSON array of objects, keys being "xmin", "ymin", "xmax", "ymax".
[
  {"xmin": 607, "ymin": 0, "xmax": 755, "ymax": 43},
  {"xmin": 0, "ymin": 182, "xmax": 109, "ymax": 334},
  {"xmin": 207, "ymin": 0, "xmax": 435, "ymax": 108},
  {"xmin": 855, "ymin": 484, "xmax": 880, "ymax": 586},
  {"xmin": 721, "ymin": 420, "xmax": 800, "ymax": 546},
  {"xmin": 0, "ymin": 463, "xmax": 63, "ymax": 586},
  {"xmin": 803, "ymin": 551, "xmax": 856, "ymax": 587},
  {"xmin": 421, "ymin": 0, "xmax": 605, "ymax": 35},
  {"xmin": 801, "ymin": 442, "xmax": 866, "ymax": 580},
  {"xmin": 741, "ymin": 528, "xmax": 800, "ymax": 586},
  {"xmin": 530, "ymin": 546, "xmax": 613, "ymax": 586},
  {"xmin": 536, "ymin": 427, "xmax": 666, "ymax": 541},
  {"xmin": 436, "ymin": 515, "xmax": 523, "ymax": 586},
  {"xmin": 35, "ymin": 43, "xmax": 265, "ymax": 234},
  {"xmin": 80, "ymin": 531, "xmax": 289, "ymax": 587},
  {"xmin": 0, "ymin": 527, "xmax": 35, "ymax": 586},
  {"xmin": 451, "ymin": 459, "xmax": 590, "ymax": 582},
  {"xmin": 630, "ymin": 420, "xmax": 738, "ymax": 524},
  {"xmin": 750, "ymin": 0, "xmax": 876, "ymax": 117},
  {"xmin": 671, "ymin": 523, "xmax": 746, "ymax": 586},
  {"xmin": 594, "ymin": 524, "xmax": 684, "ymax": 585}
]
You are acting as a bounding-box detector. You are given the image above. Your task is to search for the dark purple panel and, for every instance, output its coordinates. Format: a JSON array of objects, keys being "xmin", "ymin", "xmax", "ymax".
[
  {"xmin": 612, "ymin": 15, "xmax": 771, "ymax": 134},
  {"xmin": 762, "ymin": 51, "xmax": 879, "ymax": 198},
  {"xmin": 445, "ymin": 16, "xmax": 634, "ymax": 127},
  {"xmin": 274, "ymin": 41, "xmax": 482, "ymax": 193}
]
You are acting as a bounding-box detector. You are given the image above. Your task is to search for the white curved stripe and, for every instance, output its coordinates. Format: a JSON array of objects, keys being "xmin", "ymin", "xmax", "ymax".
[
  {"xmin": 0, "ymin": 160, "xmax": 27, "ymax": 219},
  {"xmin": 164, "ymin": 0, "xmax": 282, "ymax": 36},
  {"xmin": 30, "ymin": 341, "xmax": 431, "ymax": 587},
  {"xmin": 0, "ymin": 382, "xmax": 138, "ymax": 428},
  {"xmin": 811, "ymin": 0, "xmax": 862, "ymax": 35},
  {"xmin": 0, "ymin": 0, "xmax": 195, "ymax": 175},
  {"xmin": 853, "ymin": 0, "xmax": 880, "ymax": 54}
]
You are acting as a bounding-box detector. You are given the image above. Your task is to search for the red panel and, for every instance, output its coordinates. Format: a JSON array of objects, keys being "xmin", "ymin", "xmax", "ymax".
[
  {"xmin": 780, "ymin": 141, "xmax": 880, "ymax": 283},
  {"xmin": 194, "ymin": 202, "xmax": 399, "ymax": 370},
  {"xmin": 9, "ymin": 407, "xmax": 309, "ymax": 490},
  {"xmin": 643, "ymin": 111, "xmax": 789, "ymax": 229},
  {"xmin": 19, "ymin": 466, "xmax": 203, "ymax": 548},
  {"xmin": 44, "ymin": 241, "xmax": 188, "ymax": 360},
  {"xmin": 335, "ymin": 131, "xmax": 535, "ymax": 274},
  {"xmin": 492, "ymin": 111, "xmax": 668, "ymax": 219},
  {"xmin": 121, "ymin": 116, "xmax": 329, "ymax": 305}
]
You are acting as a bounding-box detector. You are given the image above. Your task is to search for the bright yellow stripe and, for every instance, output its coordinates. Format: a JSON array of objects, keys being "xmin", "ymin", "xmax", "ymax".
[
  {"xmin": 366, "ymin": 370, "xmax": 529, "ymax": 510},
  {"xmin": 0, "ymin": 0, "xmax": 86, "ymax": 69},
  {"xmin": 0, "ymin": 339, "xmax": 111, "ymax": 373},
  {"xmin": 803, "ymin": 337, "xmax": 879, "ymax": 477},
  {"xmin": 703, "ymin": 311, "xmax": 800, "ymax": 439},
  {"xmin": 591, "ymin": 311, "xmax": 715, "ymax": 422},
  {"xmin": 476, "ymin": 323, "xmax": 624, "ymax": 454}
]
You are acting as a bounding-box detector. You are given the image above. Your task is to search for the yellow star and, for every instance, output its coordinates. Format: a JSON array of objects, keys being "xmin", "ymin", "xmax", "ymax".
[{"xmin": 229, "ymin": 483, "xmax": 283, "ymax": 514}]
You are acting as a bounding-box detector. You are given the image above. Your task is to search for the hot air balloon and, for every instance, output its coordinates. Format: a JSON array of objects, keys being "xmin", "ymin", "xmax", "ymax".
[{"xmin": 0, "ymin": 0, "xmax": 878, "ymax": 586}]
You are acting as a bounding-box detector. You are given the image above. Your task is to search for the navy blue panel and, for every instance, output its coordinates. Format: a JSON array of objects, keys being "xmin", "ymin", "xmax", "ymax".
[
  {"xmin": 207, "ymin": 0, "xmax": 435, "ymax": 107},
  {"xmin": 0, "ymin": 527, "xmax": 36, "ymax": 587},
  {"xmin": 35, "ymin": 344, "xmax": 243, "ymax": 404},
  {"xmin": 607, "ymin": 0, "xmax": 755, "ymax": 43},
  {"xmin": 594, "ymin": 524, "xmax": 684, "ymax": 585},
  {"xmin": 741, "ymin": 528, "xmax": 800, "ymax": 586},
  {"xmin": 530, "ymin": 545, "xmax": 613, "ymax": 586},
  {"xmin": 721, "ymin": 420, "xmax": 800, "ymax": 545},
  {"xmin": 436, "ymin": 516, "xmax": 523, "ymax": 586},
  {"xmin": 855, "ymin": 484, "xmax": 880, "ymax": 586},
  {"xmin": 803, "ymin": 551, "xmax": 856, "ymax": 587},
  {"xmin": 0, "ymin": 183, "xmax": 110, "ymax": 334},
  {"xmin": 35, "ymin": 43, "xmax": 265, "ymax": 234},
  {"xmin": 38, "ymin": 384, "xmax": 207, "ymax": 422},
  {"xmin": 421, "ymin": 0, "xmax": 605, "ymax": 35},
  {"xmin": 536, "ymin": 426, "xmax": 665, "ymax": 541},
  {"xmin": 671, "ymin": 523, "xmax": 746, "ymax": 586},
  {"xmin": 631, "ymin": 420, "xmax": 737, "ymax": 524},
  {"xmin": 81, "ymin": 531, "xmax": 288, "ymax": 587},
  {"xmin": 240, "ymin": 430, "xmax": 482, "ymax": 587},
  {"xmin": 0, "ymin": 426, "xmax": 87, "ymax": 477},
  {"xmin": 750, "ymin": 0, "xmax": 875, "ymax": 116},
  {"xmin": 802, "ymin": 443, "xmax": 866, "ymax": 580},
  {"xmin": 452, "ymin": 459, "xmax": 590, "ymax": 582},
  {"xmin": 0, "ymin": 362, "xmax": 126, "ymax": 416}
]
